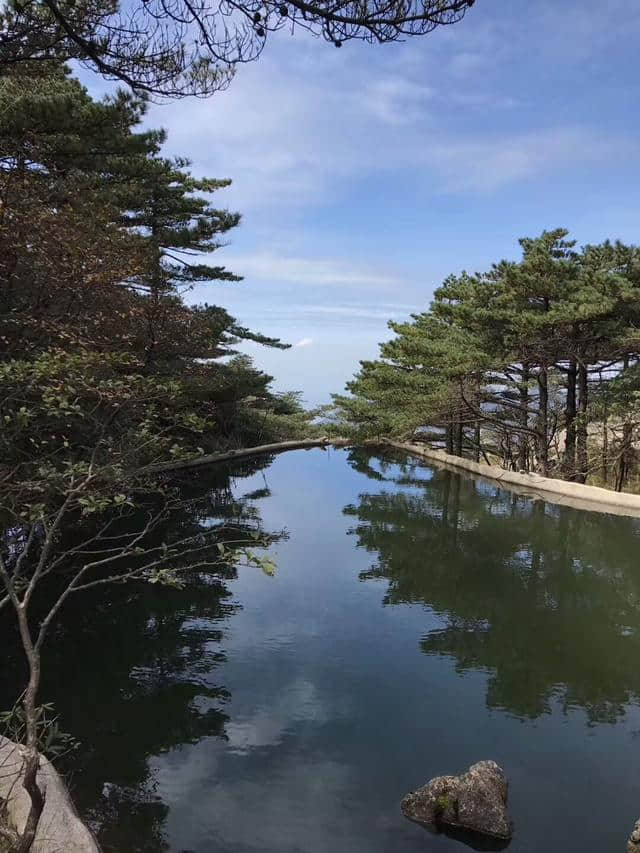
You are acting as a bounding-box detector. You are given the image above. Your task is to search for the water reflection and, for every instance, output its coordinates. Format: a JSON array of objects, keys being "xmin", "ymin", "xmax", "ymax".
[
  {"xmin": 3, "ymin": 449, "xmax": 640, "ymax": 853},
  {"xmin": 0, "ymin": 456, "xmax": 279, "ymax": 852},
  {"xmin": 344, "ymin": 449, "xmax": 640, "ymax": 723}
]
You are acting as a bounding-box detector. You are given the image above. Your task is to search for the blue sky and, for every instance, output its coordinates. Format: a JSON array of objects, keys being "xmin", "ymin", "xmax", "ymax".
[{"xmin": 85, "ymin": 0, "xmax": 640, "ymax": 405}]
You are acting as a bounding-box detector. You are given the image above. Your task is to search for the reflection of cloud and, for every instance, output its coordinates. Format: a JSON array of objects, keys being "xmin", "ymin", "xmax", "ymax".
[
  {"xmin": 293, "ymin": 337, "xmax": 314, "ymax": 348},
  {"xmin": 225, "ymin": 677, "xmax": 333, "ymax": 753},
  {"xmin": 207, "ymin": 760, "xmax": 363, "ymax": 853},
  {"xmin": 160, "ymin": 752, "xmax": 366, "ymax": 853},
  {"xmin": 154, "ymin": 672, "xmax": 365, "ymax": 851}
]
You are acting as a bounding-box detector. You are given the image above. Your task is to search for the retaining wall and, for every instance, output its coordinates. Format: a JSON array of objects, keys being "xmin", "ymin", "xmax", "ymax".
[{"xmin": 388, "ymin": 442, "xmax": 640, "ymax": 518}]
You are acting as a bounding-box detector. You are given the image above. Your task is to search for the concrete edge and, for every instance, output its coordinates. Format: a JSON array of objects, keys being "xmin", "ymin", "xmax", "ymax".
[
  {"xmin": 0, "ymin": 736, "xmax": 100, "ymax": 853},
  {"xmin": 387, "ymin": 442, "xmax": 640, "ymax": 519}
]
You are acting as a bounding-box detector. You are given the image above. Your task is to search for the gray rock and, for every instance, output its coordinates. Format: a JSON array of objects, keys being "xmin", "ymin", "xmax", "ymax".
[
  {"xmin": 0, "ymin": 735, "xmax": 100, "ymax": 852},
  {"xmin": 628, "ymin": 818, "xmax": 640, "ymax": 853},
  {"xmin": 401, "ymin": 760, "xmax": 512, "ymax": 842}
]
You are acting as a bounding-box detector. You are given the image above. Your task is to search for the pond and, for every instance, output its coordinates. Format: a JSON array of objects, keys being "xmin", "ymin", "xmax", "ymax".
[{"xmin": 4, "ymin": 447, "xmax": 640, "ymax": 852}]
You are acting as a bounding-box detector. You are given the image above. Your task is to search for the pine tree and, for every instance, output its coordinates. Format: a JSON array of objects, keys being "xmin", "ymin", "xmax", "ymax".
[
  {"xmin": 336, "ymin": 230, "xmax": 640, "ymax": 486},
  {"xmin": 0, "ymin": 62, "xmax": 160, "ymax": 353}
]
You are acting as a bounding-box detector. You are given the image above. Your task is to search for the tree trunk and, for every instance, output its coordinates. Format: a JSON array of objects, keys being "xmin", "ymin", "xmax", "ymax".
[
  {"xmin": 454, "ymin": 420, "xmax": 463, "ymax": 457},
  {"xmin": 474, "ymin": 421, "xmax": 481, "ymax": 463},
  {"xmin": 614, "ymin": 357, "xmax": 633, "ymax": 492},
  {"xmin": 505, "ymin": 432, "xmax": 516, "ymax": 470},
  {"xmin": 144, "ymin": 205, "xmax": 163, "ymax": 368},
  {"xmin": 518, "ymin": 366, "xmax": 529, "ymax": 471},
  {"xmin": 143, "ymin": 437, "xmax": 355, "ymax": 474},
  {"xmin": 14, "ymin": 608, "xmax": 44, "ymax": 853},
  {"xmin": 2, "ymin": 160, "xmax": 26, "ymax": 312},
  {"xmin": 15, "ymin": 749, "xmax": 44, "ymax": 853},
  {"xmin": 615, "ymin": 422, "xmax": 633, "ymax": 492},
  {"xmin": 445, "ymin": 423, "xmax": 454, "ymax": 455},
  {"xmin": 536, "ymin": 367, "xmax": 548, "ymax": 476},
  {"xmin": 602, "ymin": 388, "xmax": 609, "ymax": 484},
  {"xmin": 563, "ymin": 358, "xmax": 577, "ymax": 479},
  {"xmin": 576, "ymin": 360, "xmax": 588, "ymax": 484}
]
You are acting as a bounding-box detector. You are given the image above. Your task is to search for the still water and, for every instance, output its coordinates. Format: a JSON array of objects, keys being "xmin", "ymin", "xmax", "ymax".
[{"xmin": 8, "ymin": 448, "xmax": 640, "ymax": 851}]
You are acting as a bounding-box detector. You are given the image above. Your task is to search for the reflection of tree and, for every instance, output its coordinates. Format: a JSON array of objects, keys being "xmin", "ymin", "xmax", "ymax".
[
  {"xmin": 0, "ymin": 456, "xmax": 278, "ymax": 852},
  {"xmin": 346, "ymin": 447, "xmax": 424, "ymax": 483},
  {"xmin": 41, "ymin": 579, "xmax": 234, "ymax": 852},
  {"xmin": 345, "ymin": 452, "xmax": 640, "ymax": 723}
]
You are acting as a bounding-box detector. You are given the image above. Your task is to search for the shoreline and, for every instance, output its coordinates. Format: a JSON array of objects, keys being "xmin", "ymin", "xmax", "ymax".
[
  {"xmin": 388, "ymin": 441, "xmax": 640, "ymax": 519},
  {"xmin": 143, "ymin": 437, "xmax": 640, "ymax": 519}
]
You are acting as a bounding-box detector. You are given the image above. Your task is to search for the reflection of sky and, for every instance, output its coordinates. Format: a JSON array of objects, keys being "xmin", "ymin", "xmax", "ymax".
[
  {"xmin": 145, "ymin": 450, "xmax": 640, "ymax": 853},
  {"xmin": 77, "ymin": 0, "xmax": 640, "ymax": 404}
]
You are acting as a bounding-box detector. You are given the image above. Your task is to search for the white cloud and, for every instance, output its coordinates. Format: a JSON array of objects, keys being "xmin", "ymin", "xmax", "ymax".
[
  {"xmin": 86, "ymin": 0, "xmax": 637, "ymax": 219},
  {"xmin": 448, "ymin": 50, "xmax": 489, "ymax": 78},
  {"xmin": 150, "ymin": 43, "xmax": 634, "ymax": 213},
  {"xmin": 302, "ymin": 304, "xmax": 416, "ymax": 321},
  {"xmin": 293, "ymin": 337, "xmax": 314, "ymax": 348},
  {"xmin": 227, "ymin": 253, "xmax": 402, "ymax": 288},
  {"xmin": 429, "ymin": 127, "xmax": 626, "ymax": 193},
  {"xmin": 77, "ymin": 0, "xmax": 640, "ymax": 411},
  {"xmin": 449, "ymin": 91, "xmax": 519, "ymax": 109},
  {"xmin": 364, "ymin": 75, "xmax": 434, "ymax": 125}
]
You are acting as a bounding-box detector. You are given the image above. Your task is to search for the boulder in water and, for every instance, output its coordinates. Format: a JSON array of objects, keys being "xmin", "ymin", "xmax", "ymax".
[
  {"xmin": 401, "ymin": 760, "xmax": 512, "ymax": 842},
  {"xmin": 628, "ymin": 818, "xmax": 640, "ymax": 853}
]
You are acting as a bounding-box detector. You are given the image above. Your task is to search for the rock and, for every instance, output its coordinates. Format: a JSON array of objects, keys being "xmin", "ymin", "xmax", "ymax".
[
  {"xmin": 628, "ymin": 818, "xmax": 640, "ymax": 853},
  {"xmin": 0, "ymin": 735, "xmax": 100, "ymax": 852},
  {"xmin": 401, "ymin": 760, "xmax": 512, "ymax": 842}
]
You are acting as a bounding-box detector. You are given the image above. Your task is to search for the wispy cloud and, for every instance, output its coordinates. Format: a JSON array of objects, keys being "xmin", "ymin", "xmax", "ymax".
[
  {"xmin": 302, "ymin": 304, "xmax": 417, "ymax": 321},
  {"xmin": 364, "ymin": 75, "xmax": 434, "ymax": 125},
  {"xmin": 427, "ymin": 126, "xmax": 627, "ymax": 194},
  {"xmin": 134, "ymin": 0, "xmax": 640, "ymax": 405},
  {"xmin": 447, "ymin": 50, "xmax": 489, "ymax": 78},
  {"xmin": 293, "ymin": 337, "xmax": 314, "ymax": 348},
  {"xmin": 448, "ymin": 91, "xmax": 519, "ymax": 109},
  {"xmin": 227, "ymin": 253, "xmax": 402, "ymax": 288},
  {"xmin": 150, "ymin": 17, "xmax": 635, "ymax": 211}
]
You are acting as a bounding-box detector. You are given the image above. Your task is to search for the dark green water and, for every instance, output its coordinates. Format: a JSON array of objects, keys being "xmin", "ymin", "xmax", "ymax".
[{"xmin": 4, "ymin": 448, "xmax": 640, "ymax": 852}]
